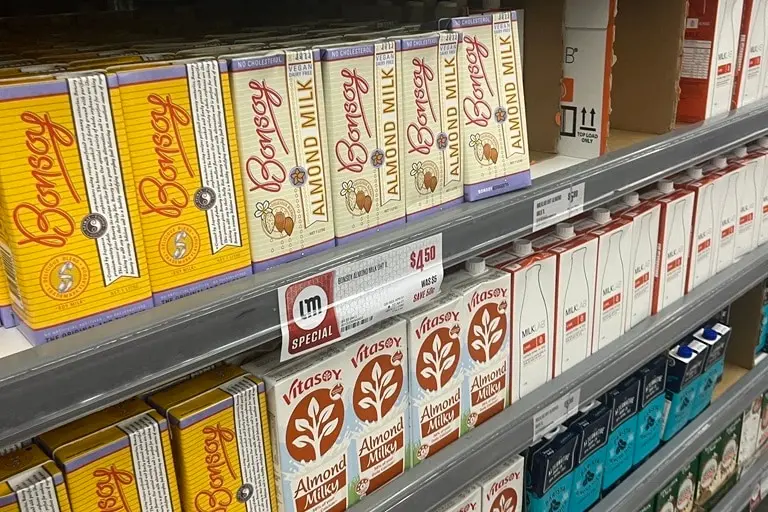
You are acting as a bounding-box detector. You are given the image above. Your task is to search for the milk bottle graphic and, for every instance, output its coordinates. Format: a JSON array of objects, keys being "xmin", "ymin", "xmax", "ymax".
[
  {"xmin": 716, "ymin": 172, "xmax": 738, "ymax": 272},
  {"xmin": 734, "ymin": 148, "xmax": 758, "ymax": 259},
  {"xmin": 692, "ymin": 172, "xmax": 715, "ymax": 289},
  {"xmin": 562, "ymin": 246, "xmax": 590, "ymax": 373},
  {"xmin": 519, "ymin": 261, "xmax": 550, "ymax": 396},
  {"xmin": 630, "ymin": 213, "xmax": 654, "ymax": 328},
  {"xmin": 711, "ymin": 0, "xmax": 739, "ymax": 115},
  {"xmin": 664, "ymin": 201, "xmax": 687, "ymax": 306},
  {"xmin": 597, "ymin": 230, "xmax": 625, "ymax": 349}
]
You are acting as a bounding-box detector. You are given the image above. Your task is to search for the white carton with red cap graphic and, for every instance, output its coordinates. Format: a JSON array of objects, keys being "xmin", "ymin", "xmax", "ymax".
[
  {"xmin": 672, "ymin": 167, "xmax": 720, "ymax": 293},
  {"xmin": 706, "ymin": 156, "xmax": 740, "ymax": 272},
  {"xmin": 748, "ymin": 138, "xmax": 768, "ymax": 246},
  {"xmin": 498, "ymin": 239, "xmax": 556, "ymax": 400},
  {"xmin": 730, "ymin": 147, "xmax": 761, "ymax": 259},
  {"xmin": 640, "ymin": 180, "xmax": 695, "ymax": 314},
  {"xmin": 587, "ymin": 209, "xmax": 632, "ymax": 352},
  {"xmin": 547, "ymin": 223, "xmax": 598, "ymax": 378},
  {"xmin": 608, "ymin": 193, "xmax": 660, "ymax": 330}
]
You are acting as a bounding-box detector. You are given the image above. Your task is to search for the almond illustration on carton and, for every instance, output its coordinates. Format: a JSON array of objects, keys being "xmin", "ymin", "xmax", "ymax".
[
  {"xmin": 353, "ymin": 354, "xmax": 403, "ymax": 422},
  {"xmin": 417, "ymin": 328, "xmax": 460, "ymax": 391},
  {"xmin": 286, "ymin": 390, "xmax": 344, "ymax": 462},
  {"xmin": 468, "ymin": 305, "xmax": 506, "ymax": 363}
]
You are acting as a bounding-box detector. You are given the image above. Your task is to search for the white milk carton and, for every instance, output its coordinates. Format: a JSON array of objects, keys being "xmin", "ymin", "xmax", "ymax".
[
  {"xmin": 640, "ymin": 181, "xmax": 695, "ymax": 313},
  {"xmin": 480, "ymin": 455, "xmax": 525, "ymax": 512},
  {"xmin": 672, "ymin": 168, "xmax": 720, "ymax": 293},
  {"xmin": 498, "ymin": 240, "xmax": 557, "ymax": 400},
  {"xmin": 399, "ymin": 31, "xmax": 463, "ymax": 219},
  {"xmin": 227, "ymin": 49, "xmax": 336, "ymax": 271},
  {"xmin": 706, "ymin": 157, "xmax": 741, "ymax": 272},
  {"xmin": 677, "ymin": 0, "xmax": 744, "ymax": 122},
  {"xmin": 320, "ymin": 39, "xmax": 406, "ymax": 243},
  {"xmin": 733, "ymin": 0, "xmax": 768, "ymax": 107},
  {"xmin": 748, "ymin": 138, "xmax": 768, "ymax": 246},
  {"xmin": 401, "ymin": 292, "xmax": 464, "ymax": 467},
  {"xmin": 559, "ymin": 0, "xmax": 617, "ymax": 159},
  {"xmin": 589, "ymin": 211, "xmax": 633, "ymax": 351},
  {"xmin": 436, "ymin": 486, "xmax": 482, "ymax": 512},
  {"xmin": 339, "ymin": 318, "xmax": 408, "ymax": 502},
  {"xmin": 443, "ymin": 259, "xmax": 511, "ymax": 429},
  {"xmin": 448, "ymin": 12, "xmax": 531, "ymax": 201},
  {"xmin": 730, "ymin": 147, "xmax": 761, "ymax": 259},
  {"xmin": 608, "ymin": 193, "xmax": 661, "ymax": 331},
  {"xmin": 245, "ymin": 347, "xmax": 352, "ymax": 512}
]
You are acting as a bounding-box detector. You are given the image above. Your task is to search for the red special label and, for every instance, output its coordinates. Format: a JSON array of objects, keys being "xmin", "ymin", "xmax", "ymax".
[
  {"xmin": 667, "ymin": 257, "xmax": 682, "ymax": 272},
  {"xmin": 634, "ymin": 272, "xmax": 650, "ymax": 289},
  {"xmin": 603, "ymin": 293, "xmax": 621, "ymax": 311},
  {"xmin": 565, "ymin": 312, "xmax": 586, "ymax": 331},
  {"xmin": 523, "ymin": 334, "xmax": 546, "ymax": 354}
]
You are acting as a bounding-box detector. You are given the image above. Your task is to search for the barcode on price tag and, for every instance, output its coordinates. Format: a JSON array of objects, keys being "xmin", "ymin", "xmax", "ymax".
[
  {"xmin": 278, "ymin": 234, "xmax": 443, "ymax": 361},
  {"xmin": 532, "ymin": 388, "xmax": 581, "ymax": 440},
  {"xmin": 532, "ymin": 182, "xmax": 585, "ymax": 231}
]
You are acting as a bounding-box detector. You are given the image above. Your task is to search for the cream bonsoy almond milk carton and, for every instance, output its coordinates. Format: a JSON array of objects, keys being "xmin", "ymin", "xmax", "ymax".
[
  {"xmin": 247, "ymin": 347, "xmax": 351, "ymax": 512},
  {"xmin": 339, "ymin": 319, "xmax": 408, "ymax": 503},
  {"xmin": 401, "ymin": 292, "xmax": 463, "ymax": 467},
  {"xmin": 321, "ymin": 39, "xmax": 405, "ymax": 243},
  {"xmin": 399, "ymin": 32, "xmax": 463, "ymax": 219},
  {"xmin": 444, "ymin": 259, "xmax": 511, "ymax": 431},
  {"xmin": 448, "ymin": 12, "xmax": 531, "ymax": 201},
  {"xmin": 227, "ymin": 48, "xmax": 335, "ymax": 272}
]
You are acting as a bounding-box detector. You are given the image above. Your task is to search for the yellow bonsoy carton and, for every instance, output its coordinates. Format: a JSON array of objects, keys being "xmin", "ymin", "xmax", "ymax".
[
  {"xmin": 37, "ymin": 398, "xmax": 181, "ymax": 512},
  {"xmin": 148, "ymin": 364, "xmax": 277, "ymax": 512},
  {"xmin": 0, "ymin": 444, "xmax": 72, "ymax": 512},
  {"xmin": 0, "ymin": 72, "xmax": 153, "ymax": 344},
  {"xmin": 226, "ymin": 49, "xmax": 336, "ymax": 272},
  {"xmin": 116, "ymin": 59, "xmax": 252, "ymax": 305}
]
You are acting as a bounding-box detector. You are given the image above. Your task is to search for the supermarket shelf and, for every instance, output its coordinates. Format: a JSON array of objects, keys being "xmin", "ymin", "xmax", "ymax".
[
  {"xmin": 591, "ymin": 360, "xmax": 768, "ymax": 512},
  {"xmin": 352, "ymin": 242, "xmax": 768, "ymax": 512},
  {"xmin": 1, "ymin": 103, "xmax": 768, "ymax": 446},
  {"xmin": 717, "ymin": 448, "xmax": 768, "ymax": 511}
]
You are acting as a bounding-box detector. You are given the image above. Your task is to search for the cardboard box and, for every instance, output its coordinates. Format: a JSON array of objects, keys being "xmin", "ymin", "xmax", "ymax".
[
  {"xmin": 447, "ymin": 12, "xmax": 531, "ymax": 201},
  {"xmin": 147, "ymin": 364, "xmax": 277, "ymax": 512},
  {"xmin": 719, "ymin": 416, "xmax": 742, "ymax": 488},
  {"xmin": 37, "ymin": 398, "xmax": 182, "ymax": 512},
  {"xmin": 226, "ymin": 49, "xmax": 336, "ymax": 272},
  {"xmin": 0, "ymin": 444, "xmax": 72, "ymax": 512},
  {"xmin": 320, "ymin": 39, "xmax": 406, "ymax": 243},
  {"xmin": 633, "ymin": 355, "xmax": 667, "ymax": 465},
  {"xmin": 662, "ymin": 345, "xmax": 706, "ymax": 441},
  {"xmin": 732, "ymin": 0, "xmax": 767, "ymax": 108},
  {"xmin": 726, "ymin": 283, "xmax": 763, "ymax": 369},
  {"xmin": 689, "ymin": 325, "xmax": 730, "ymax": 419},
  {"xmin": 696, "ymin": 434, "xmax": 723, "ymax": 506},
  {"xmin": 747, "ymin": 139, "xmax": 768, "ymax": 247},
  {"xmin": 654, "ymin": 474, "xmax": 679, "ymax": 512},
  {"xmin": 701, "ymin": 158, "xmax": 740, "ymax": 274},
  {"xmin": 558, "ymin": 0, "xmax": 616, "ymax": 159},
  {"xmin": 0, "ymin": 72, "xmax": 153, "ymax": 343},
  {"xmin": 677, "ymin": 0, "xmax": 744, "ymax": 122},
  {"xmin": 116, "ymin": 60, "xmax": 253, "ymax": 305}
]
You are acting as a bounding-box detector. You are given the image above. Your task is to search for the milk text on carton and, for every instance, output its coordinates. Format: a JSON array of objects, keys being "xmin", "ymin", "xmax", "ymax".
[
  {"xmin": 228, "ymin": 49, "xmax": 335, "ymax": 271},
  {"xmin": 0, "ymin": 73, "xmax": 153, "ymax": 343},
  {"xmin": 449, "ymin": 12, "xmax": 530, "ymax": 201}
]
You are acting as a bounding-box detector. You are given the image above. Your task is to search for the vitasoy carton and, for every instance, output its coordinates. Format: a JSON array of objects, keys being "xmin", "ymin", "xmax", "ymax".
[
  {"xmin": 480, "ymin": 455, "xmax": 525, "ymax": 512},
  {"xmin": 448, "ymin": 12, "xmax": 531, "ymax": 201},
  {"xmin": 227, "ymin": 49, "xmax": 335, "ymax": 272},
  {"xmin": 0, "ymin": 72, "xmax": 153, "ymax": 343},
  {"xmin": 338, "ymin": 319, "xmax": 408, "ymax": 502},
  {"xmin": 246, "ymin": 347, "xmax": 351, "ymax": 512},
  {"xmin": 401, "ymin": 292, "xmax": 463, "ymax": 467},
  {"xmin": 444, "ymin": 259, "xmax": 511, "ymax": 429},
  {"xmin": 320, "ymin": 39, "xmax": 406, "ymax": 243},
  {"xmin": 399, "ymin": 32, "xmax": 464, "ymax": 219}
]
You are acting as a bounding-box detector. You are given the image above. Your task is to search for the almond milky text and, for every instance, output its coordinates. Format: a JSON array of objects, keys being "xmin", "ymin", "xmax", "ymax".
[
  {"xmin": 195, "ymin": 424, "xmax": 237, "ymax": 512},
  {"xmin": 407, "ymin": 58, "xmax": 436, "ymax": 155},
  {"xmin": 93, "ymin": 465, "xmax": 134, "ymax": 512},
  {"xmin": 282, "ymin": 369, "xmax": 342, "ymax": 405},
  {"xmin": 138, "ymin": 93, "xmax": 194, "ymax": 218},
  {"xmin": 293, "ymin": 454, "xmax": 346, "ymax": 511},
  {"xmin": 14, "ymin": 112, "xmax": 78, "ymax": 248},
  {"xmin": 245, "ymin": 79, "xmax": 289, "ymax": 193},
  {"xmin": 335, "ymin": 68, "xmax": 371, "ymax": 173},
  {"xmin": 462, "ymin": 35, "xmax": 493, "ymax": 127}
]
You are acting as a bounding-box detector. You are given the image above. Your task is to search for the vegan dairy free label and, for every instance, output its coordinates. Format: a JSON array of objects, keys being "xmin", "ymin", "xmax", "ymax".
[{"xmin": 279, "ymin": 234, "xmax": 443, "ymax": 361}]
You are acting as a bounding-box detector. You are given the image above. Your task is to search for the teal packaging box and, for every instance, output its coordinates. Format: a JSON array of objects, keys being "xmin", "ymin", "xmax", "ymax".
[
  {"xmin": 662, "ymin": 344, "xmax": 705, "ymax": 441},
  {"xmin": 634, "ymin": 355, "xmax": 667, "ymax": 465},
  {"xmin": 688, "ymin": 325, "xmax": 730, "ymax": 420},
  {"xmin": 526, "ymin": 429, "xmax": 578, "ymax": 512},
  {"xmin": 568, "ymin": 403, "xmax": 610, "ymax": 512},
  {"xmin": 603, "ymin": 376, "xmax": 640, "ymax": 490}
]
